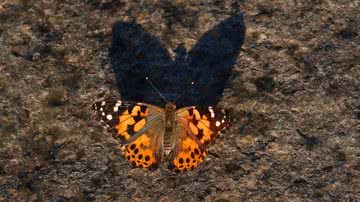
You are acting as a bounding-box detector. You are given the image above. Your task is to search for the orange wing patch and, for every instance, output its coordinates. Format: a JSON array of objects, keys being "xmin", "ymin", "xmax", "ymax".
[
  {"xmin": 113, "ymin": 105, "xmax": 149, "ymax": 143},
  {"xmin": 115, "ymin": 113, "xmax": 135, "ymax": 141}
]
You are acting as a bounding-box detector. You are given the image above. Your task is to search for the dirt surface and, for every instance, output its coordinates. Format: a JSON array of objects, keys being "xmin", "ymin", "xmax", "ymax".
[{"xmin": 0, "ymin": 0, "xmax": 359, "ymax": 201}]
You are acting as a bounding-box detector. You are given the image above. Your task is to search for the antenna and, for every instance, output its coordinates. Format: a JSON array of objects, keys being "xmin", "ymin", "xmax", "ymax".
[
  {"xmin": 174, "ymin": 81, "xmax": 194, "ymax": 102},
  {"xmin": 145, "ymin": 77, "xmax": 168, "ymax": 103}
]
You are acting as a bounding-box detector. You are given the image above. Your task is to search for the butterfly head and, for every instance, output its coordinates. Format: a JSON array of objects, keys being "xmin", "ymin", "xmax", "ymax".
[{"xmin": 165, "ymin": 102, "xmax": 177, "ymax": 111}]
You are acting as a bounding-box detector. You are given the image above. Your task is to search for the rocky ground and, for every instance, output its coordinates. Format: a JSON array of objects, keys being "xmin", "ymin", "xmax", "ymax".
[{"xmin": 0, "ymin": 0, "xmax": 359, "ymax": 201}]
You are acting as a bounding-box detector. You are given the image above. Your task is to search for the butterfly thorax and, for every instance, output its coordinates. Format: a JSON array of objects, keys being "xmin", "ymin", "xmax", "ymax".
[
  {"xmin": 163, "ymin": 102, "xmax": 177, "ymax": 156},
  {"xmin": 164, "ymin": 102, "xmax": 177, "ymax": 128}
]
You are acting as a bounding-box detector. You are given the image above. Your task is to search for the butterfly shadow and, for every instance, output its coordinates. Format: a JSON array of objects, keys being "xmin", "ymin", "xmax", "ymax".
[{"xmin": 110, "ymin": 14, "xmax": 246, "ymax": 107}]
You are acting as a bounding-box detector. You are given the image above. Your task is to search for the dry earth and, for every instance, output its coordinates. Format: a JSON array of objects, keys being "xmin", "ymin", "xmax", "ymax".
[{"xmin": 0, "ymin": 0, "xmax": 359, "ymax": 201}]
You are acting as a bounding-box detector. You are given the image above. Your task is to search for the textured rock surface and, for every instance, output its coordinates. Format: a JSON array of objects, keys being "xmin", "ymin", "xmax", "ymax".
[{"xmin": 0, "ymin": 0, "xmax": 359, "ymax": 201}]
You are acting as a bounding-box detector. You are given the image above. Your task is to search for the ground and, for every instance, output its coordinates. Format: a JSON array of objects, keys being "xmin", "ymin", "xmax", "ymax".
[{"xmin": 0, "ymin": 0, "xmax": 359, "ymax": 201}]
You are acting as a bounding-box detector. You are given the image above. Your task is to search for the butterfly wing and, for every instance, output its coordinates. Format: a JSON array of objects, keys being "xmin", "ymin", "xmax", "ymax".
[
  {"xmin": 93, "ymin": 100, "xmax": 165, "ymax": 169},
  {"xmin": 169, "ymin": 106, "xmax": 230, "ymax": 172}
]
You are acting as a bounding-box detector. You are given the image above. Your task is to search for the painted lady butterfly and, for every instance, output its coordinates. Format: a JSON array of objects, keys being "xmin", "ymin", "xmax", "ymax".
[{"xmin": 93, "ymin": 100, "xmax": 230, "ymax": 172}]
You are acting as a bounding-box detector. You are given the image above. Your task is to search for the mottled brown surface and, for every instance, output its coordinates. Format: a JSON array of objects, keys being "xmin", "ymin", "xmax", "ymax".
[{"xmin": 0, "ymin": 0, "xmax": 359, "ymax": 201}]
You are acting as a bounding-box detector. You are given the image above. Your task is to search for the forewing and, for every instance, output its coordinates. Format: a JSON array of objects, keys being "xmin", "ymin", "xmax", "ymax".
[
  {"xmin": 177, "ymin": 106, "xmax": 230, "ymax": 146},
  {"xmin": 93, "ymin": 100, "xmax": 162, "ymax": 143},
  {"xmin": 169, "ymin": 106, "xmax": 230, "ymax": 172},
  {"xmin": 93, "ymin": 100, "xmax": 165, "ymax": 169}
]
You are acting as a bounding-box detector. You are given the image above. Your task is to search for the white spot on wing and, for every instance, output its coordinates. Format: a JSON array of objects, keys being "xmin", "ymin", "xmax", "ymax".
[
  {"xmin": 216, "ymin": 121, "xmax": 221, "ymax": 127},
  {"xmin": 115, "ymin": 101, "xmax": 122, "ymax": 107},
  {"xmin": 113, "ymin": 106, "xmax": 118, "ymax": 112},
  {"xmin": 106, "ymin": 114, "xmax": 113, "ymax": 120},
  {"xmin": 101, "ymin": 101, "xmax": 106, "ymax": 106},
  {"xmin": 101, "ymin": 112, "xmax": 105, "ymax": 116},
  {"xmin": 100, "ymin": 107, "xmax": 103, "ymax": 111},
  {"xmin": 221, "ymin": 119, "xmax": 225, "ymax": 123},
  {"xmin": 208, "ymin": 106, "xmax": 215, "ymax": 118}
]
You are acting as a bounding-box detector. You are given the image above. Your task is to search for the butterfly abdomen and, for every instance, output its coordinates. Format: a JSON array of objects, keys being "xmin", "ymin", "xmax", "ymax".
[{"xmin": 163, "ymin": 128, "xmax": 174, "ymax": 156}]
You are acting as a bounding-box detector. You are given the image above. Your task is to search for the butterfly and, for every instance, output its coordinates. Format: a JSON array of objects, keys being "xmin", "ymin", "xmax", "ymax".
[
  {"xmin": 96, "ymin": 14, "xmax": 244, "ymax": 171},
  {"xmin": 93, "ymin": 99, "xmax": 230, "ymax": 172}
]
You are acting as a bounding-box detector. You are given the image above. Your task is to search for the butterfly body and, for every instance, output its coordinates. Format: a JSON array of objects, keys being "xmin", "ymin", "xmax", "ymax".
[
  {"xmin": 93, "ymin": 100, "xmax": 230, "ymax": 172},
  {"xmin": 162, "ymin": 103, "xmax": 175, "ymax": 156}
]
